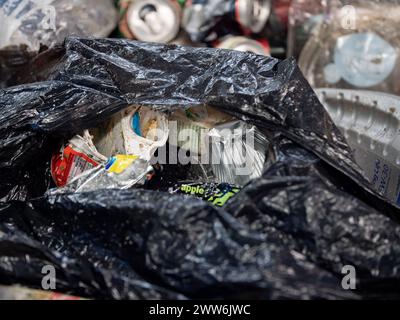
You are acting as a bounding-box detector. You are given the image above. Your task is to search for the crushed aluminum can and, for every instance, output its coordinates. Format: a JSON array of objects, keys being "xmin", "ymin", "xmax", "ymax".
[
  {"xmin": 181, "ymin": 1, "xmax": 209, "ymax": 42},
  {"xmin": 208, "ymin": 120, "xmax": 268, "ymax": 186},
  {"xmin": 316, "ymin": 88, "xmax": 400, "ymax": 206},
  {"xmin": 217, "ymin": 36, "xmax": 271, "ymax": 55},
  {"xmin": 52, "ymin": 106, "xmax": 169, "ymax": 190},
  {"xmin": 120, "ymin": 0, "xmax": 181, "ymax": 43},
  {"xmin": 169, "ymin": 106, "xmax": 234, "ymax": 156},
  {"xmin": 299, "ymin": 3, "xmax": 400, "ymax": 95}
]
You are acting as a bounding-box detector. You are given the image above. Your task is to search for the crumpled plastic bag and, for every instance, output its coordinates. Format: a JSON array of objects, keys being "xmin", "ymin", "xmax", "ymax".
[{"xmin": 1, "ymin": 37, "xmax": 400, "ymax": 299}]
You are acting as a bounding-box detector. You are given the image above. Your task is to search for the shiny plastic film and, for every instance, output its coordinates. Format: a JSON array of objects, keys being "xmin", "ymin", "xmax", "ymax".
[
  {"xmin": 0, "ymin": 0, "xmax": 118, "ymax": 51},
  {"xmin": 51, "ymin": 105, "xmax": 168, "ymax": 192},
  {"xmin": 208, "ymin": 121, "xmax": 268, "ymax": 186},
  {"xmin": 297, "ymin": 0, "xmax": 400, "ymax": 94}
]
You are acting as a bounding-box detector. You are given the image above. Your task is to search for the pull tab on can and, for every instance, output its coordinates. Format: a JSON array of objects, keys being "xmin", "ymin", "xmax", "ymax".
[{"xmin": 126, "ymin": 0, "xmax": 181, "ymax": 43}]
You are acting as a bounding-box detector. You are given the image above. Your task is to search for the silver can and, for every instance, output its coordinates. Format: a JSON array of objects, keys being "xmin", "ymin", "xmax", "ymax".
[
  {"xmin": 217, "ymin": 36, "xmax": 270, "ymax": 56},
  {"xmin": 235, "ymin": 0, "xmax": 271, "ymax": 33},
  {"xmin": 126, "ymin": 0, "xmax": 181, "ymax": 43}
]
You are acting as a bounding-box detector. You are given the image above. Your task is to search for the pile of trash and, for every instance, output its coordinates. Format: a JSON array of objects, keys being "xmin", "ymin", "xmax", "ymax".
[
  {"xmin": 2, "ymin": 0, "xmax": 400, "ymax": 301},
  {"xmin": 118, "ymin": 0, "xmax": 287, "ymax": 56}
]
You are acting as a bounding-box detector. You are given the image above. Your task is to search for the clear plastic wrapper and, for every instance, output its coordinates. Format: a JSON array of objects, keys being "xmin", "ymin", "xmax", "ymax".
[
  {"xmin": 0, "ymin": 0, "xmax": 118, "ymax": 51},
  {"xmin": 51, "ymin": 106, "xmax": 169, "ymax": 192},
  {"xmin": 298, "ymin": 0, "xmax": 400, "ymax": 95},
  {"xmin": 118, "ymin": 0, "xmax": 182, "ymax": 43},
  {"xmin": 208, "ymin": 121, "xmax": 268, "ymax": 186},
  {"xmin": 169, "ymin": 105, "xmax": 234, "ymax": 156},
  {"xmin": 217, "ymin": 36, "xmax": 271, "ymax": 56},
  {"xmin": 51, "ymin": 131, "xmax": 108, "ymax": 187}
]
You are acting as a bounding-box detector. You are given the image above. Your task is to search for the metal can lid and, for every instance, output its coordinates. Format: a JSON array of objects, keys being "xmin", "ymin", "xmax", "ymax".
[
  {"xmin": 217, "ymin": 36, "xmax": 270, "ymax": 56},
  {"xmin": 126, "ymin": 0, "xmax": 181, "ymax": 43},
  {"xmin": 235, "ymin": 0, "xmax": 271, "ymax": 33}
]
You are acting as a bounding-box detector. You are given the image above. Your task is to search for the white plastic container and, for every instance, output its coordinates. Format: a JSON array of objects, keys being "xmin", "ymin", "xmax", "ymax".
[
  {"xmin": 316, "ymin": 88, "xmax": 400, "ymax": 205},
  {"xmin": 51, "ymin": 106, "xmax": 169, "ymax": 192}
]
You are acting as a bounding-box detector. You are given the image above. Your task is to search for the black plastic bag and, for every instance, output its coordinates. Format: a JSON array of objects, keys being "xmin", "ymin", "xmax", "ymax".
[{"xmin": 1, "ymin": 37, "xmax": 400, "ymax": 299}]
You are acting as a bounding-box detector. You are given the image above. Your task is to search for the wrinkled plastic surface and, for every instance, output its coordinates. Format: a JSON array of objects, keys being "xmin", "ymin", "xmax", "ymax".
[
  {"xmin": 0, "ymin": 0, "xmax": 118, "ymax": 51},
  {"xmin": 49, "ymin": 105, "xmax": 169, "ymax": 192},
  {"xmin": 1, "ymin": 38, "xmax": 400, "ymax": 299},
  {"xmin": 208, "ymin": 121, "xmax": 267, "ymax": 185}
]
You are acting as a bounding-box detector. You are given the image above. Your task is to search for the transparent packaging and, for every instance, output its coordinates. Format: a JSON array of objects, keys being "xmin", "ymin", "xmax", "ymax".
[
  {"xmin": 208, "ymin": 121, "xmax": 268, "ymax": 186},
  {"xmin": 297, "ymin": 0, "xmax": 400, "ymax": 95},
  {"xmin": 51, "ymin": 106, "xmax": 169, "ymax": 192},
  {"xmin": 168, "ymin": 105, "xmax": 234, "ymax": 156},
  {"xmin": 52, "ymin": 157, "xmax": 152, "ymax": 194},
  {"xmin": 91, "ymin": 106, "xmax": 169, "ymax": 161},
  {"xmin": 287, "ymin": 0, "xmax": 329, "ymax": 59},
  {"xmin": 0, "ymin": 0, "xmax": 118, "ymax": 51}
]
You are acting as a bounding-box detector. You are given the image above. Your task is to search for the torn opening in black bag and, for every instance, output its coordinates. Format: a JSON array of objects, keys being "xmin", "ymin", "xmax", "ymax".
[{"xmin": 1, "ymin": 38, "xmax": 400, "ymax": 300}]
